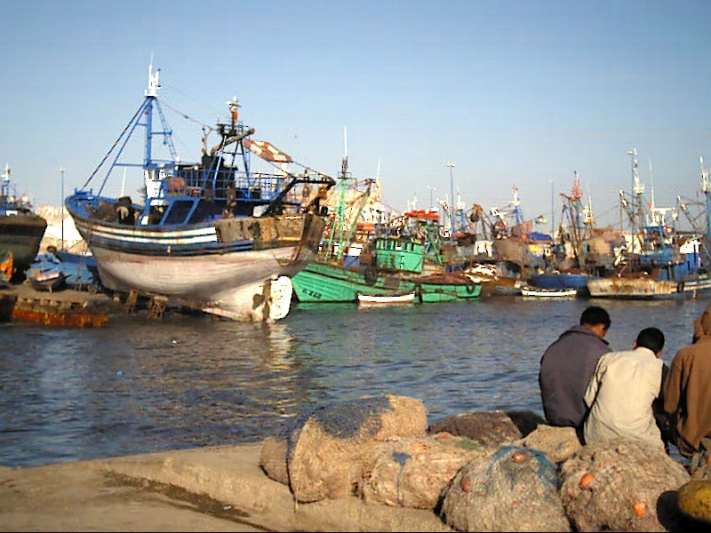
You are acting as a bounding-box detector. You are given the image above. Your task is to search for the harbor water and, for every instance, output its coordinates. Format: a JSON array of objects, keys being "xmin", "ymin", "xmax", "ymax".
[{"xmin": 1, "ymin": 297, "xmax": 708, "ymax": 466}]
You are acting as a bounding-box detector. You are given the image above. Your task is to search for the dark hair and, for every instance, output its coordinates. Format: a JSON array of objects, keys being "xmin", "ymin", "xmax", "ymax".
[
  {"xmin": 580, "ymin": 306, "xmax": 611, "ymax": 330},
  {"xmin": 636, "ymin": 327, "xmax": 665, "ymax": 354}
]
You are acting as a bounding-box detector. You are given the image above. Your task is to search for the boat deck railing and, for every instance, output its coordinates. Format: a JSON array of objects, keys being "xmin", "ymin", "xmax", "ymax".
[{"xmin": 172, "ymin": 168, "xmax": 290, "ymax": 203}]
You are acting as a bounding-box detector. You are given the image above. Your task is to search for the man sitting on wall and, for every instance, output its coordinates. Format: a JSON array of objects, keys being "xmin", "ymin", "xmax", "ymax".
[
  {"xmin": 583, "ymin": 327, "xmax": 666, "ymax": 450},
  {"xmin": 664, "ymin": 307, "xmax": 711, "ymax": 469},
  {"xmin": 539, "ymin": 306, "xmax": 611, "ymax": 432}
]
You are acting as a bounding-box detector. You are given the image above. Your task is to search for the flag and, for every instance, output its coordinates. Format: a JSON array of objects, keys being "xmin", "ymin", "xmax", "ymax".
[{"xmin": 243, "ymin": 139, "xmax": 293, "ymax": 163}]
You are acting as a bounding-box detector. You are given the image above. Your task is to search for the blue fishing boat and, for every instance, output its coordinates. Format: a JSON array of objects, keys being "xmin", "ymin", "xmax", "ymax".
[
  {"xmin": 66, "ymin": 65, "xmax": 334, "ymax": 320},
  {"xmin": 529, "ymin": 272, "xmax": 589, "ymax": 291}
]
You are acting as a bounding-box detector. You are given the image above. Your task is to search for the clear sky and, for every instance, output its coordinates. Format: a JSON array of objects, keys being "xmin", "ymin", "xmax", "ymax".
[{"xmin": 2, "ymin": 0, "xmax": 711, "ymax": 227}]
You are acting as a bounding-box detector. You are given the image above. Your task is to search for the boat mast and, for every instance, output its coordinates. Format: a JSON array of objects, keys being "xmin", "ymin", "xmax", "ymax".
[
  {"xmin": 627, "ymin": 147, "xmax": 644, "ymax": 252},
  {"xmin": 701, "ymin": 156, "xmax": 711, "ymax": 253},
  {"xmin": 84, "ymin": 62, "xmax": 177, "ymax": 198},
  {"xmin": 1, "ymin": 164, "xmax": 10, "ymax": 199},
  {"xmin": 446, "ymin": 161, "xmax": 456, "ymax": 237}
]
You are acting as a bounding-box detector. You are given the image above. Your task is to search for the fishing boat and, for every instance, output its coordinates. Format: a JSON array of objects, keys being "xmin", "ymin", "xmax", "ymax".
[
  {"xmin": 417, "ymin": 272, "xmax": 482, "ymax": 303},
  {"xmin": 587, "ymin": 149, "xmax": 711, "ymax": 300},
  {"xmin": 357, "ymin": 292, "xmax": 416, "ymax": 305},
  {"xmin": 292, "ymin": 186, "xmax": 482, "ymax": 304},
  {"xmin": 0, "ymin": 165, "xmax": 47, "ymax": 281},
  {"xmin": 30, "ymin": 270, "xmax": 66, "ymax": 293},
  {"xmin": 520, "ymin": 285, "xmax": 577, "ymax": 298},
  {"xmin": 528, "ymin": 272, "xmax": 589, "ymax": 292},
  {"xmin": 29, "ymin": 249, "xmax": 100, "ymax": 292},
  {"xmin": 66, "ymin": 66, "xmax": 333, "ymax": 321}
]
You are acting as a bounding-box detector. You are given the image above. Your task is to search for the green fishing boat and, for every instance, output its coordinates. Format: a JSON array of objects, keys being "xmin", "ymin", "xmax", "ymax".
[
  {"xmin": 291, "ymin": 164, "xmax": 481, "ymax": 304},
  {"xmin": 292, "ymin": 261, "xmax": 416, "ymax": 302},
  {"xmin": 375, "ymin": 237, "xmax": 424, "ymax": 273},
  {"xmin": 419, "ymin": 281, "xmax": 482, "ymax": 302}
]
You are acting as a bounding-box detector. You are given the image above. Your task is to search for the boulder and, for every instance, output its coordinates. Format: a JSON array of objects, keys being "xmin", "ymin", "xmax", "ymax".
[
  {"xmin": 677, "ymin": 480, "xmax": 711, "ymax": 525},
  {"xmin": 259, "ymin": 437, "xmax": 289, "ymax": 485},
  {"xmin": 286, "ymin": 395, "xmax": 428, "ymax": 503},
  {"xmin": 429, "ymin": 410, "xmax": 543, "ymax": 447},
  {"xmin": 515, "ymin": 424, "xmax": 582, "ymax": 464},
  {"xmin": 359, "ymin": 434, "xmax": 490, "ymax": 509},
  {"xmin": 560, "ymin": 439, "xmax": 690, "ymax": 531},
  {"xmin": 441, "ymin": 445, "xmax": 570, "ymax": 532}
]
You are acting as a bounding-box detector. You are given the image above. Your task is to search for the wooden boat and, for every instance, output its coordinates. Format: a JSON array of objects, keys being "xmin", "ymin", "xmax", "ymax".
[
  {"xmin": 520, "ymin": 285, "xmax": 577, "ymax": 298},
  {"xmin": 357, "ymin": 292, "xmax": 416, "ymax": 305},
  {"xmin": 416, "ymin": 272, "xmax": 482, "ymax": 303},
  {"xmin": 0, "ymin": 165, "xmax": 47, "ymax": 281},
  {"xmin": 292, "ymin": 261, "xmax": 417, "ymax": 302},
  {"xmin": 587, "ymin": 276, "xmax": 679, "ymax": 299},
  {"xmin": 528, "ymin": 272, "xmax": 590, "ymax": 295},
  {"xmin": 30, "ymin": 270, "xmax": 66, "ymax": 293},
  {"xmin": 66, "ymin": 66, "xmax": 333, "ymax": 321}
]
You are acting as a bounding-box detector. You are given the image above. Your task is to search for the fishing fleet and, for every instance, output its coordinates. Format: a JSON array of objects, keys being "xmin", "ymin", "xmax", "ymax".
[{"xmin": 2, "ymin": 66, "xmax": 711, "ymax": 323}]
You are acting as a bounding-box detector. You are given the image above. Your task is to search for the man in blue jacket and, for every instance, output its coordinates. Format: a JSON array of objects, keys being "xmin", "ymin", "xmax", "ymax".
[{"xmin": 539, "ymin": 306, "xmax": 612, "ymax": 430}]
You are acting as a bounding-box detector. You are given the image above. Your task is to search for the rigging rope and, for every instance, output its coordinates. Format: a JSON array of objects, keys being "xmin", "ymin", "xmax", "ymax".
[
  {"xmin": 81, "ymin": 101, "xmax": 146, "ymax": 190},
  {"xmin": 161, "ymin": 98, "xmax": 213, "ymax": 131}
]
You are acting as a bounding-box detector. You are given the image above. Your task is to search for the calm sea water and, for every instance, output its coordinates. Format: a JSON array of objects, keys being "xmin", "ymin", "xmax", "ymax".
[{"xmin": 1, "ymin": 296, "xmax": 707, "ymax": 466}]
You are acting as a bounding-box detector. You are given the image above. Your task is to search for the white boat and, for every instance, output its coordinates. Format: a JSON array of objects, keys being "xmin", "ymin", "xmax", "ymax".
[
  {"xmin": 357, "ymin": 292, "xmax": 416, "ymax": 305},
  {"xmin": 66, "ymin": 66, "xmax": 334, "ymax": 321},
  {"xmin": 520, "ymin": 286, "xmax": 578, "ymax": 298}
]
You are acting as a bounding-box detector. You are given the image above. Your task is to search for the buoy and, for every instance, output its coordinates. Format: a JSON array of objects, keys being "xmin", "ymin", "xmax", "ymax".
[
  {"xmin": 579, "ymin": 472, "xmax": 594, "ymax": 490},
  {"xmin": 511, "ymin": 450, "xmax": 529, "ymax": 464},
  {"xmin": 632, "ymin": 501, "xmax": 647, "ymax": 518}
]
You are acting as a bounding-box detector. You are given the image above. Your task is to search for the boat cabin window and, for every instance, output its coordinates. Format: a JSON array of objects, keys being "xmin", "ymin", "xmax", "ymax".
[{"xmin": 162, "ymin": 200, "xmax": 197, "ymax": 225}]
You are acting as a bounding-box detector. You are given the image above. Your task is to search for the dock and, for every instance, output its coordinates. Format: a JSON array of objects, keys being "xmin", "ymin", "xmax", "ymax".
[{"xmin": 0, "ymin": 284, "xmax": 115, "ymax": 327}]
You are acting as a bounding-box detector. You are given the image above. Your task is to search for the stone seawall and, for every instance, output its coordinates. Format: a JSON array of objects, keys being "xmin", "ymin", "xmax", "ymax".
[{"xmin": 0, "ymin": 443, "xmax": 450, "ymax": 532}]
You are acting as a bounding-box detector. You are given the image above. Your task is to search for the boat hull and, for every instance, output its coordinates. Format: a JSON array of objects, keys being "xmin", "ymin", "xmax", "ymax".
[
  {"xmin": 357, "ymin": 292, "xmax": 416, "ymax": 305},
  {"xmin": 529, "ymin": 273, "xmax": 590, "ymax": 295},
  {"xmin": 419, "ymin": 282, "xmax": 482, "ymax": 302},
  {"xmin": 587, "ymin": 277, "xmax": 680, "ymax": 299},
  {"xmin": 292, "ymin": 262, "xmax": 416, "ymax": 303},
  {"xmin": 68, "ymin": 195, "xmax": 323, "ymax": 320},
  {"xmin": 0, "ymin": 214, "xmax": 47, "ymax": 278},
  {"xmin": 92, "ymin": 245, "xmax": 304, "ymax": 319},
  {"xmin": 521, "ymin": 286, "xmax": 577, "ymax": 298}
]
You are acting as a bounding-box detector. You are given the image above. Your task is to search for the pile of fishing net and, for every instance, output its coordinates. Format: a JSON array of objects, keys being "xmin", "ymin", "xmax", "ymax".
[
  {"xmin": 359, "ymin": 432, "xmax": 490, "ymax": 509},
  {"xmin": 260, "ymin": 400, "xmax": 701, "ymax": 532},
  {"xmin": 260, "ymin": 394, "xmax": 428, "ymax": 502},
  {"xmin": 560, "ymin": 439, "xmax": 690, "ymax": 531},
  {"xmin": 428, "ymin": 410, "xmax": 543, "ymax": 447},
  {"xmin": 440, "ymin": 445, "xmax": 570, "ymax": 532},
  {"xmin": 514, "ymin": 424, "xmax": 582, "ymax": 463}
]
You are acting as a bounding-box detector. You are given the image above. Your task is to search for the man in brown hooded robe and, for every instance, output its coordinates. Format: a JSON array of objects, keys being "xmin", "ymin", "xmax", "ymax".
[{"xmin": 663, "ymin": 304, "xmax": 711, "ymax": 466}]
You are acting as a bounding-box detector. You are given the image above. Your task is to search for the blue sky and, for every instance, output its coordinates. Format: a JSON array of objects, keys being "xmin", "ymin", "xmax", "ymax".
[{"xmin": 2, "ymin": 0, "xmax": 711, "ymax": 227}]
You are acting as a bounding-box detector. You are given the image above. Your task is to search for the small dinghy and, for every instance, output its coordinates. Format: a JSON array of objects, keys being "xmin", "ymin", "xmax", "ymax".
[
  {"xmin": 30, "ymin": 270, "xmax": 66, "ymax": 293},
  {"xmin": 521, "ymin": 286, "xmax": 577, "ymax": 298},
  {"xmin": 357, "ymin": 292, "xmax": 416, "ymax": 305}
]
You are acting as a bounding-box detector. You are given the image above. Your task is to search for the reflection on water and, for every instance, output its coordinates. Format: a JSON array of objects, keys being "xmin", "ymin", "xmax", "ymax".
[{"xmin": 0, "ymin": 296, "xmax": 707, "ymax": 466}]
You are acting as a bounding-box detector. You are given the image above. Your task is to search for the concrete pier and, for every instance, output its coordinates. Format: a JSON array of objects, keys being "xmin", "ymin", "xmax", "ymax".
[
  {"xmin": 0, "ymin": 444, "xmax": 451, "ymax": 532},
  {"xmin": 0, "ymin": 284, "xmax": 114, "ymax": 326}
]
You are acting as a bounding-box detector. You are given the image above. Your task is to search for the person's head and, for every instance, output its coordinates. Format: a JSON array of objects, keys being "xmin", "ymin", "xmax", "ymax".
[
  {"xmin": 634, "ymin": 327, "xmax": 665, "ymax": 357},
  {"xmin": 580, "ymin": 306, "xmax": 611, "ymax": 338}
]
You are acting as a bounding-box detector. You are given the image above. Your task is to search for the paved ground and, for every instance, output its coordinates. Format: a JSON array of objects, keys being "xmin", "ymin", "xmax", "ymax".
[{"xmin": 0, "ymin": 444, "xmax": 450, "ymax": 532}]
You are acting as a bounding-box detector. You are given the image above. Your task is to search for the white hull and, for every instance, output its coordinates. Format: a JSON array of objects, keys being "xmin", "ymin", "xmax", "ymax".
[
  {"xmin": 93, "ymin": 245, "xmax": 308, "ymax": 321},
  {"xmin": 587, "ymin": 277, "xmax": 678, "ymax": 299},
  {"xmin": 357, "ymin": 292, "xmax": 416, "ymax": 305},
  {"xmin": 520, "ymin": 286, "xmax": 577, "ymax": 298}
]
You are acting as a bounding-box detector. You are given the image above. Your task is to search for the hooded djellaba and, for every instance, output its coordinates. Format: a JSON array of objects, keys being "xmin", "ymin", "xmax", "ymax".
[{"xmin": 663, "ymin": 304, "xmax": 711, "ymax": 458}]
